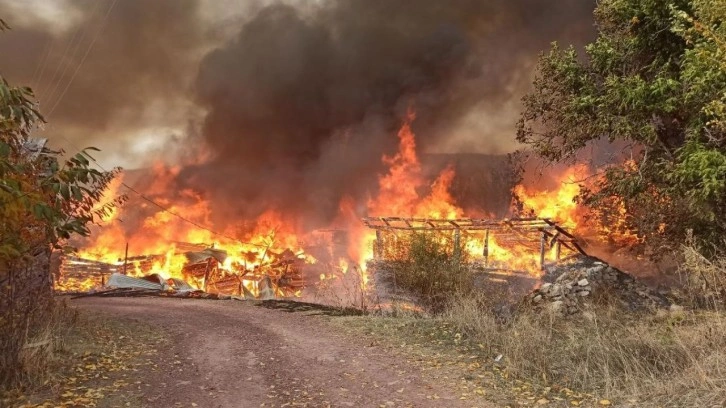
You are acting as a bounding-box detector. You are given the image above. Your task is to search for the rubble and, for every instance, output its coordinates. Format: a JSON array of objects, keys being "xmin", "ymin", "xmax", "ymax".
[
  {"xmin": 55, "ymin": 242, "xmax": 310, "ymax": 299},
  {"xmin": 527, "ymin": 255, "xmax": 672, "ymax": 316}
]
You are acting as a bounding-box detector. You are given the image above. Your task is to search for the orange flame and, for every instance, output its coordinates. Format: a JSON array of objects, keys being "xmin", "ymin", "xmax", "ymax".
[
  {"xmin": 58, "ymin": 110, "xmax": 603, "ymax": 295},
  {"xmin": 368, "ymin": 109, "xmax": 462, "ymax": 219},
  {"xmin": 513, "ymin": 165, "xmax": 589, "ymax": 230},
  {"xmin": 358, "ymin": 111, "xmax": 590, "ymax": 277}
]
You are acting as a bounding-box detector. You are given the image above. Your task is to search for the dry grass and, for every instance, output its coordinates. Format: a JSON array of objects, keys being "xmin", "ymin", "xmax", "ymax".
[
  {"xmin": 311, "ymin": 263, "xmax": 375, "ymax": 311},
  {"xmin": 0, "ymin": 299, "xmax": 78, "ymax": 403},
  {"xmin": 680, "ymin": 243, "xmax": 726, "ymax": 309},
  {"xmin": 388, "ymin": 240, "xmax": 726, "ymax": 406},
  {"xmin": 445, "ymin": 295, "xmax": 726, "ymax": 407},
  {"xmin": 0, "ymin": 298, "xmax": 77, "ymax": 393},
  {"xmin": 17, "ymin": 301, "xmax": 79, "ymax": 389},
  {"xmin": 335, "ymin": 239, "xmax": 726, "ymax": 405}
]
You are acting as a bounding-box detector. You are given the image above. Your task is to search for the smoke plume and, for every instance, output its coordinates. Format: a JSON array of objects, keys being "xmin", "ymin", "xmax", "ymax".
[
  {"xmin": 182, "ymin": 0, "xmax": 595, "ymax": 226},
  {"xmin": 0, "ymin": 0, "xmax": 211, "ymax": 160},
  {"xmin": 0, "ymin": 0, "xmax": 596, "ymax": 230}
]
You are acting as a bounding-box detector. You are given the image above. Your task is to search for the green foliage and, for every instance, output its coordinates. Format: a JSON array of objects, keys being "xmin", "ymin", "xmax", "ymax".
[
  {"xmin": 389, "ymin": 232, "xmax": 472, "ymax": 311},
  {"xmin": 1, "ymin": 23, "xmax": 124, "ymax": 389},
  {"xmin": 0, "ymin": 79, "xmax": 123, "ymax": 261},
  {"xmin": 517, "ymin": 0, "xmax": 726, "ymax": 255}
]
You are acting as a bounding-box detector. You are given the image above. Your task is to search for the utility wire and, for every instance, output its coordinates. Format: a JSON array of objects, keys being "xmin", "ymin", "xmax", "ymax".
[
  {"xmin": 54, "ymin": 134, "xmax": 266, "ymax": 248},
  {"xmin": 31, "ymin": 34, "xmax": 55, "ymax": 93},
  {"xmin": 119, "ymin": 183, "xmax": 266, "ymax": 248},
  {"xmin": 41, "ymin": 0, "xmax": 103, "ymax": 104},
  {"xmin": 48, "ymin": 0, "xmax": 117, "ymax": 118},
  {"xmin": 38, "ymin": 25, "xmax": 82, "ymax": 102}
]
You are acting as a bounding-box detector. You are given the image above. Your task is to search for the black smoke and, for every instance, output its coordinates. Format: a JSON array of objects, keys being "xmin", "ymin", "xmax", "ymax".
[
  {"xmin": 0, "ymin": 0, "xmax": 208, "ymax": 154},
  {"xmin": 180, "ymin": 0, "xmax": 595, "ymax": 227},
  {"xmin": 0, "ymin": 0, "xmax": 596, "ymax": 231}
]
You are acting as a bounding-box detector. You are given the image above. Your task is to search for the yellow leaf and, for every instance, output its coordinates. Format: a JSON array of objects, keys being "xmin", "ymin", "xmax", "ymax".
[{"xmin": 599, "ymin": 400, "xmax": 611, "ymax": 406}]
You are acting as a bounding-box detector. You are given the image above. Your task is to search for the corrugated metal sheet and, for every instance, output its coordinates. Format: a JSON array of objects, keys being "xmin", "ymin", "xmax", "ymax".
[
  {"xmin": 169, "ymin": 277, "xmax": 195, "ymax": 292},
  {"xmin": 185, "ymin": 248, "xmax": 228, "ymax": 264},
  {"xmin": 106, "ymin": 273, "xmax": 163, "ymax": 290}
]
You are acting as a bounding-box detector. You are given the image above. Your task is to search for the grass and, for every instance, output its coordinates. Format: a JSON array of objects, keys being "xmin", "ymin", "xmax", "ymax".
[
  {"xmin": 353, "ymin": 235, "xmax": 726, "ymax": 407},
  {"xmin": 680, "ymin": 242, "xmax": 726, "ymax": 309},
  {"xmin": 0, "ymin": 299, "xmax": 169, "ymax": 408},
  {"xmin": 445, "ymin": 297, "xmax": 726, "ymax": 407},
  {"xmin": 329, "ymin": 302, "xmax": 725, "ymax": 407}
]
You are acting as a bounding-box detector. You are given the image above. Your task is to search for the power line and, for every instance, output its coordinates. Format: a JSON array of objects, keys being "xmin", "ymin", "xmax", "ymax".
[
  {"xmin": 31, "ymin": 33, "xmax": 55, "ymax": 92},
  {"xmin": 48, "ymin": 0, "xmax": 117, "ymax": 118},
  {"xmin": 119, "ymin": 183, "xmax": 267, "ymax": 248},
  {"xmin": 53, "ymin": 134, "xmax": 266, "ymax": 248},
  {"xmin": 38, "ymin": 25, "xmax": 82, "ymax": 102},
  {"xmin": 40, "ymin": 0, "xmax": 103, "ymax": 105}
]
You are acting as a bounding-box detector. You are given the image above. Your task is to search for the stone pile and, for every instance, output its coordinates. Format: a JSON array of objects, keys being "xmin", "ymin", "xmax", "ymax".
[{"xmin": 528, "ymin": 256, "xmax": 671, "ymax": 315}]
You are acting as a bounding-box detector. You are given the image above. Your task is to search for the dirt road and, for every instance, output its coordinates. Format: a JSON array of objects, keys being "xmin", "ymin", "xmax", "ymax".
[{"xmin": 74, "ymin": 297, "xmax": 486, "ymax": 408}]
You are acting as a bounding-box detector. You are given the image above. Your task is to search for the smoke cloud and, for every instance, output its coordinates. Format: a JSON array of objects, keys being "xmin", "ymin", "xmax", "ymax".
[
  {"xmin": 0, "ymin": 0, "xmax": 212, "ymax": 162},
  {"xmin": 0, "ymin": 0, "xmax": 595, "ymax": 230},
  {"xmin": 181, "ymin": 0, "xmax": 595, "ymax": 226}
]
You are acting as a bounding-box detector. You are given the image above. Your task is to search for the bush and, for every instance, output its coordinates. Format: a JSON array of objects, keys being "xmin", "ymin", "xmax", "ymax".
[
  {"xmin": 0, "ymin": 70, "xmax": 120, "ymax": 390},
  {"xmin": 388, "ymin": 232, "xmax": 472, "ymax": 311}
]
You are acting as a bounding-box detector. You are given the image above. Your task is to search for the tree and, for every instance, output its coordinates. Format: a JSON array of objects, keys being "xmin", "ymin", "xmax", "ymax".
[
  {"xmin": 0, "ymin": 20, "xmax": 123, "ymax": 388},
  {"xmin": 516, "ymin": 0, "xmax": 726, "ymax": 255}
]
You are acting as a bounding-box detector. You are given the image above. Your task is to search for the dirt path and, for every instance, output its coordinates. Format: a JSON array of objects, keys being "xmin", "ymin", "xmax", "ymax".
[{"xmin": 73, "ymin": 297, "xmax": 487, "ymax": 408}]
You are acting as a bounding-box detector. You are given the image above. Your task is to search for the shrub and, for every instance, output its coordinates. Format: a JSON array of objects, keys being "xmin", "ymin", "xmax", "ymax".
[
  {"xmin": 388, "ymin": 232, "xmax": 472, "ymax": 311},
  {"xmin": 0, "ymin": 71, "xmax": 120, "ymax": 390}
]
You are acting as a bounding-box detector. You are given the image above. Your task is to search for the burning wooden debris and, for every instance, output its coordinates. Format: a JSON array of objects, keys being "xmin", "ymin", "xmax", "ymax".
[{"xmin": 54, "ymin": 242, "xmax": 309, "ymax": 300}]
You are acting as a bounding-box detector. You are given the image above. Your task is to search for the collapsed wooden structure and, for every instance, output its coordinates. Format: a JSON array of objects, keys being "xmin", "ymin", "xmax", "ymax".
[
  {"xmin": 362, "ymin": 217, "xmax": 587, "ymax": 270},
  {"xmin": 55, "ymin": 243, "xmax": 307, "ymax": 297},
  {"xmin": 58, "ymin": 256, "xmax": 122, "ymax": 287}
]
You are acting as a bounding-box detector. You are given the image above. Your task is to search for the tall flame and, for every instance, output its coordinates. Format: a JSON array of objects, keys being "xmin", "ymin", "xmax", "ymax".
[
  {"xmin": 59, "ymin": 109, "xmax": 599, "ymax": 295},
  {"xmin": 513, "ymin": 165, "xmax": 589, "ymax": 230},
  {"xmin": 368, "ymin": 109, "xmax": 462, "ymax": 219}
]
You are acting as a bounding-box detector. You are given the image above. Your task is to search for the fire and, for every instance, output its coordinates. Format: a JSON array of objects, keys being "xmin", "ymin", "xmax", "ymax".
[
  {"xmin": 362, "ymin": 110, "xmax": 587, "ymax": 277},
  {"xmin": 513, "ymin": 165, "xmax": 589, "ymax": 230},
  {"xmin": 57, "ymin": 108, "xmax": 595, "ymax": 296},
  {"xmin": 368, "ymin": 109, "xmax": 462, "ymax": 219},
  {"xmin": 59, "ymin": 159, "xmax": 315, "ymax": 295}
]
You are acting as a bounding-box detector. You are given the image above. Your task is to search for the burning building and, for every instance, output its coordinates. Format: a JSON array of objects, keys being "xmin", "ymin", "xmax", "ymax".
[
  {"xmin": 56, "ymin": 109, "xmax": 602, "ymax": 303},
  {"xmin": 0, "ymin": 0, "xmax": 616, "ymax": 300}
]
